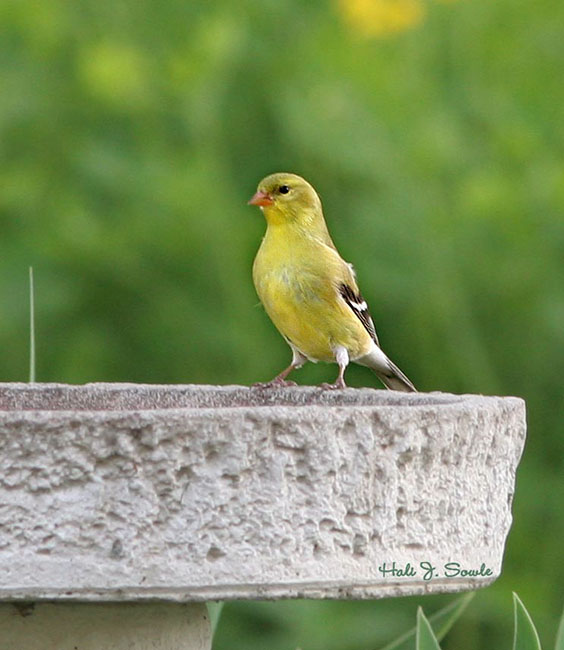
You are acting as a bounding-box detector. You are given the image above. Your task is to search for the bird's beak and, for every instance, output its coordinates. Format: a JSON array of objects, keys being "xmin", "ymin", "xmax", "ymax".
[{"xmin": 248, "ymin": 191, "xmax": 274, "ymax": 207}]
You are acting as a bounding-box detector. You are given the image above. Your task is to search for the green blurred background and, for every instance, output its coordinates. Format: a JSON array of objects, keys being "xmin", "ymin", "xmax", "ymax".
[{"xmin": 1, "ymin": 0, "xmax": 563, "ymax": 647}]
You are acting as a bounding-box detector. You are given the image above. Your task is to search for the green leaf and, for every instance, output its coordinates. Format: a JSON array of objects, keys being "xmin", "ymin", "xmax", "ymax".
[
  {"xmin": 207, "ymin": 602, "xmax": 225, "ymax": 639},
  {"xmin": 513, "ymin": 593, "xmax": 542, "ymax": 650},
  {"xmin": 416, "ymin": 607, "xmax": 442, "ymax": 650},
  {"xmin": 554, "ymin": 604, "xmax": 564, "ymax": 650},
  {"xmin": 379, "ymin": 592, "xmax": 475, "ymax": 650}
]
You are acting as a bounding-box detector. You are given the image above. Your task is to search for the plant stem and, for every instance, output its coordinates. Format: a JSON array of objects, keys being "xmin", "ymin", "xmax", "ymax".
[{"xmin": 29, "ymin": 266, "xmax": 36, "ymax": 383}]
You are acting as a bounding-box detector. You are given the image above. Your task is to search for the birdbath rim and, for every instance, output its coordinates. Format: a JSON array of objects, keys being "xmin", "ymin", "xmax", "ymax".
[{"xmin": 0, "ymin": 381, "xmax": 520, "ymax": 414}]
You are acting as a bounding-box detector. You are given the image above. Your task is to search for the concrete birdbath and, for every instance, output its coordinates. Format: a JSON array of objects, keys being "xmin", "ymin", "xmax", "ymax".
[{"xmin": 0, "ymin": 383, "xmax": 526, "ymax": 649}]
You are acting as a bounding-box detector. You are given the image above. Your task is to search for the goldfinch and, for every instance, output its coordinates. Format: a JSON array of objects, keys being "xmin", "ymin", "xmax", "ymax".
[{"xmin": 249, "ymin": 172, "xmax": 416, "ymax": 392}]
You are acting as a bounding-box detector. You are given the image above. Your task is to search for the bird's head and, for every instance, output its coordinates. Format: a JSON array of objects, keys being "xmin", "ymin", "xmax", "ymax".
[{"xmin": 248, "ymin": 172, "xmax": 322, "ymax": 226}]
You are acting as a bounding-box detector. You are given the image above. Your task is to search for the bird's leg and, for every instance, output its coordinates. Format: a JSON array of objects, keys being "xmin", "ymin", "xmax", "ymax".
[
  {"xmin": 253, "ymin": 348, "xmax": 306, "ymax": 389},
  {"xmin": 320, "ymin": 346, "xmax": 349, "ymax": 390},
  {"xmin": 272, "ymin": 363, "xmax": 299, "ymax": 385},
  {"xmin": 332, "ymin": 364, "xmax": 348, "ymax": 389}
]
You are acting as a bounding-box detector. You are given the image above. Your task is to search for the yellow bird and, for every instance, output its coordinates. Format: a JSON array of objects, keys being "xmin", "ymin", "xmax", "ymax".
[{"xmin": 249, "ymin": 172, "xmax": 416, "ymax": 392}]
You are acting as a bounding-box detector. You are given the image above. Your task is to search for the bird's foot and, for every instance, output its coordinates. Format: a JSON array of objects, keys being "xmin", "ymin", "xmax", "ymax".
[
  {"xmin": 252, "ymin": 378, "xmax": 298, "ymax": 389},
  {"xmin": 319, "ymin": 380, "xmax": 347, "ymax": 390}
]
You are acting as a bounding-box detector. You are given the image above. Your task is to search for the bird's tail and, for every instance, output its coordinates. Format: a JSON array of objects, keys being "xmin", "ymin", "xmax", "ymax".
[
  {"xmin": 357, "ymin": 345, "xmax": 417, "ymax": 393},
  {"xmin": 376, "ymin": 359, "xmax": 417, "ymax": 392}
]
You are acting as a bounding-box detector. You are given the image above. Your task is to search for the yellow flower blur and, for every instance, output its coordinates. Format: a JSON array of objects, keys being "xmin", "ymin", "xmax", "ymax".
[{"xmin": 338, "ymin": 0, "xmax": 425, "ymax": 38}]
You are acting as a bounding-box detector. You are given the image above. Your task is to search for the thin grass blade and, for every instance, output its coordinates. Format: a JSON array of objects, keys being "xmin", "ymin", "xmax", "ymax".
[
  {"xmin": 416, "ymin": 607, "xmax": 442, "ymax": 650},
  {"xmin": 207, "ymin": 602, "xmax": 224, "ymax": 639},
  {"xmin": 29, "ymin": 266, "xmax": 36, "ymax": 383},
  {"xmin": 513, "ymin": 593, "xmax": 542, "ymax": 650},
  {"xmin": 379, "ymin": 592, "xmax": 475, "ymax": 650}
]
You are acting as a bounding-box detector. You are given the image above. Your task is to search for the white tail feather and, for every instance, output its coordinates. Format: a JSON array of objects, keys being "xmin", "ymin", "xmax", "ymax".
[{"xmin": 355, "ymin": 344, "xmax": 416, "ymax": 393}]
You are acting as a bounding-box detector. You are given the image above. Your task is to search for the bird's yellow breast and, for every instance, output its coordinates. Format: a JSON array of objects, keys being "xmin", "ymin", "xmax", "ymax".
[{"xmin": 253, "ymin": 226, "xmax": 372, "ymax": 362}]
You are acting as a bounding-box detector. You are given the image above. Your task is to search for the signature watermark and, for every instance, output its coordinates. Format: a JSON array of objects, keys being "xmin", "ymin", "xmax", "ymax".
[{"xmin": 378, "ymin": 561, "xmax": 493, "ymax": 581}]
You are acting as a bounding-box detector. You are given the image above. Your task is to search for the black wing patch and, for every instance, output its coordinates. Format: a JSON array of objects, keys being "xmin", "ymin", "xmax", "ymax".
[{"xmin": 339, "ymin": 283, "xmax": 379, "ymax": 345}]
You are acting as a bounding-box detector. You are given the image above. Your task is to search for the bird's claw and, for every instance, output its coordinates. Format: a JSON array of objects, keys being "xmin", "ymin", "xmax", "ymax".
[{"xmin": 319, "ymin": 381, "xmax": 347, "ymax": 390}]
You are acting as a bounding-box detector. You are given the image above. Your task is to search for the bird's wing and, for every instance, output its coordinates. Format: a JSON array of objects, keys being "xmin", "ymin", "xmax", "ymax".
[{"xmin": 337, "ymin": 262, "xmax": 380, "ymax": 346}]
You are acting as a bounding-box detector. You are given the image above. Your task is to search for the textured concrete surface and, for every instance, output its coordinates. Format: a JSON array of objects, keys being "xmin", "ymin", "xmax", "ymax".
[
  {"xmin": 0, "ymin": 383, "xmax": 526, "ymax": 601},
  {"xmin": 0, "ymin": 602, "xmax": 211, "ymax": 649}
]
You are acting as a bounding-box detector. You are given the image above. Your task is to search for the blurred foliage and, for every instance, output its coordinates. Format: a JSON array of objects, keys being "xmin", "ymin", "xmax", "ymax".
[{"xmin": 1, "ymin": 0, "xmax": 563, "ymax": 648}]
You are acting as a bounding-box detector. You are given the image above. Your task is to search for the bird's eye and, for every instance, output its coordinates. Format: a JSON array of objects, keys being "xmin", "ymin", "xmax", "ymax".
[{"xmin": 278, "ymin": 185, "xmax": 290, "ymax": 194}]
